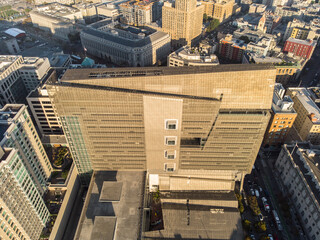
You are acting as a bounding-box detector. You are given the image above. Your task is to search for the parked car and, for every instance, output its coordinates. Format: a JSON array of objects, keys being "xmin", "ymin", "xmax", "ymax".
[
  {"xmin": 250, "ymin": 189, "xmax": 255, "ymax": 196},
  {"xmin": 258, "ymin": 214, "xmax": 264, "ymax": 221},
  {"xmin": 250, "ymin": 234, "xmax": 256, "ymax": 240},
  {"xmin": 268, "ymin": 234, "xmax": 274, "ymax": 240},
  {"xmin": 255, "ymin": 189, "xmax": 260, "ymax": 198},
  {"xmin": 264, "ymin": 203, "xmax": 270, "ymax": 212}
]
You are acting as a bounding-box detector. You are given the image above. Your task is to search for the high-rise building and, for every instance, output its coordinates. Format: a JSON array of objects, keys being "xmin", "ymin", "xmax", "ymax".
[
  {"xmin": 162, "ymin": 0, "xmax": 204, "ymax": 47},
  {"xmin": 0, "ymin": 55, "xmax": 50, "ymax": 107},
  {"xmin": 47, "ymin": 65, "xmax": 276, "ymax": 187},
  {"xmin": 0, "ymin": 104, "xmax": 52, "ymax": 195},
  {"xmin": 287, "ymin": 88, "xmax": 320, "ymax": 145},
  {"xmin": 263, "ymin": 83, "xmax": 297, "ymax": 147},
  {"xmin": 213, "ymin": 0, "xmax": 238, "ymax": 23},
  {"xmin": 200, "ymin": 0, "xmax": 215, "ymax": 17},
  {"xmin": 0, "ymin": 147, "xmax": 49, "ymax": 240}
]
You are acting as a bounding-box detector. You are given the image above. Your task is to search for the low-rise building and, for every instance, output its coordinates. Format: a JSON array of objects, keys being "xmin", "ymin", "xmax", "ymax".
[
  {"xmin": 246, "ymin": 36, "xmax": 275, "ymax": 56},
  {"xmin": 248, "ymin": 3, "xmax": 267, "ymax": 14},
  {"xmin": 257, "ymin": 12, "xmax": 281, "ymax": 34},
  {"xmin": 275, "ymin": 143, "xmax": 320, "ymax": 240},
  {"xmin": 0, "ymin": 32, "xmax": 20, "ymax": 55},
  {"xmin": 30, "ymin": 3, "xmax": 84, "ymax": 41},
  {"xmin": 218, "ymin": 34, "xmax": 246, "ymax": 62},
  {"xmin": 0, "ymin": 147, "xmax": 50, "ymax": 240},
  {"xmin": 283, "ymin": 38, "xmax": 316, "ymax": 59},
  {"xmin": 168, "ymin": 45, "xmax": 219, "ymax": 67},
  {"xmin": 263, "ymin": 83, "xmax": 297, "ymax": 147},
  {"xmin": 287, "ymin": 88, "xmax": 320, "ymax": 144},
  {"xmin": 80, "ymin": 19, "xmax": 171, "ymax": 67}
]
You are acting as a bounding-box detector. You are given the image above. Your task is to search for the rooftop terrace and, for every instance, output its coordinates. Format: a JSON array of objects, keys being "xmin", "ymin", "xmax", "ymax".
[{"xmin": 0, "ymin": 55, "xmax": 20, "ymax": 74}]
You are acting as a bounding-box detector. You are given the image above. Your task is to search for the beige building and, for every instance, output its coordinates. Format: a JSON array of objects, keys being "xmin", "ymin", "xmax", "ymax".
[
  {"xmin": 119, "ymin": 0, "xmax": 153, "ymax": 26},
  {"xmin": 213, "ymin": 0, "xmax": 239, "ymax": 23},
  {"xmin": 0, "ymin": 147, "xmax": 49, "ymax": 240},
  {"xmin": 162, "ymin": 0, "xmax": 204, "ymax": 47},
  {"xmin": 27, "ymin": 70, "xmax": 63, "ymax": 137},
  {"xmin": 0, "ymin": 104, "xmax": 52, "ymax": 195},
  {"xmin": 283, "ymin": 19, "xmax": 316, "ymax": 42},
  {"xmin": 168, "ymin": 45, "xmax": 219, "ymax": 67},
  {"xmin": 201, "ymin": 0, "xmax": 215, "ymax": 17},
  {"xmin": 275, "ymin": 143, "xmax": 320, "ymax": 240},
  {"xmin": 46, "ymin": 64, "xmax": 276, "ymax": 188},
  {"xmin": 263, "ymin": 83, "xmax": 297, "ymax": 147},
  {"xmin": 287, "ymin": 88, "xmax": 320, "ymax": 145},
  {"xmin": 30, "ymin": 3, "xmax": 84, "ymax": 41}
]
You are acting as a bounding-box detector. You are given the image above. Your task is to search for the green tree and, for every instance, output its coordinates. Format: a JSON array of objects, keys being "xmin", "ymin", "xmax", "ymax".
[
  {"xmin": 239, "ymin": 36, "xmax": 251, "ymax": 44},
  {"xmin": 207, "ymin": 19, "xmax": 220, "ymax": 32},
  {"xmin": 255, "ymin": 221, "xmax": 267, "ymax": 232},
  {"xmin": 203, "ymin": 13, "xmax": 208, "ymax": 22},
  {"xmin": 243, "ymin": 219, "xmax": 251, "ymax": 231}
]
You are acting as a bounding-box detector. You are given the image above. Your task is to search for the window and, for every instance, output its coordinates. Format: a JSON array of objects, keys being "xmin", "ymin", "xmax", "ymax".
[
  {"xmin": 165, "ymin": 119, "xmax": 178, "ymax": 130},
  {"xmin": 165, "ymin": 136, "xmax": 177, "ymax": 146},
  {"xmin": 164, "ymin": 150, "xmax": 176, "ymax": 159},
  {"xmin": 164, "ymin": 163, "xmax": 175, "ymax": 172}
]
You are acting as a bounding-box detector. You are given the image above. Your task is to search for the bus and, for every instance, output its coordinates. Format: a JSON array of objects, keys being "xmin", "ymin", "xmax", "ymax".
[{"xmin": 272, "ymin": 210, "xmax": 283, "ymax": 231}]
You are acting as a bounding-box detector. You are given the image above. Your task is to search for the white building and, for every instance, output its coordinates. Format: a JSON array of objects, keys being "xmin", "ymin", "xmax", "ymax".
[
  {"xmin": 275, "ymin": 143, "xmax": 320, "ymax": 240},
  {"xmin": 167, "ymin": 45, "xmax": 219, "ymax": 67}
]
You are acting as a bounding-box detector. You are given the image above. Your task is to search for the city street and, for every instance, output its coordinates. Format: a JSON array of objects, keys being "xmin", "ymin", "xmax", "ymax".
[{"xmin": 296, "ymin": 45, "xmax": 320, "ymax": 88}]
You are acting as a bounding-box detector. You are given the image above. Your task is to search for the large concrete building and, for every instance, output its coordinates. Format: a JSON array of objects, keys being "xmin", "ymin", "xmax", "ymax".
[
  {"xmin": 0, "ymin": 55, "xmax": 50, "ymax": 108},
  {"xmin": 275, "ymin": 143, "xmax": 320, "ymax": 240},
  {"xmin": 46, "ymin": 64, "xmax": 276, "ymax": 187},
  {"xmin": 162, "ymin": 0, "xmax": 204, "ymax": 47},
  {"xmin": 218, "ymin": 34, "xmax": 246, "ymax": 62},
  {"xmin": 0, "ymin": 147, "xmax": 49, "ymax": 240},
  {"xmin": 0, "ymin": 104, "xmax": 52, "ymax": 195},
  {"xmin": 263, "ymin": 83, "xmax": 297, "ymax": 147},
  {"xmin": 213, "ymin": 0, "xmax": 239, "ymax": 23},
  {"xmin": 80, "ymin": 20, "xmax": 171, "ymax": 67},
  {"xmin": 287, "ymin": 88, "xmax": 320, "ymax": 145},
  {"xmin": 30, "ymin": 3, "xmax": 83, "ymax": 41}
]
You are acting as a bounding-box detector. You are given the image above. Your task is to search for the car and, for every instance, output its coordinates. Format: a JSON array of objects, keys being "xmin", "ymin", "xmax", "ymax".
[
  {"xmin": 255, "ymin": 189, "xmax": 260, "ymax": 198},
  {"xmin": 264, "ymin": 203, "xmax": 270, "ymax": 212},
  {"xmin": 262, "ymin": 197, "xmax": 267, "ymax": 203},
  {"xmin": 258, "ymin": 214, "xmax": 264, "ymax": 221},
  {"xmin": 250, "ymin": 234, "xmax": 256, "ymax": 240},
  {"xmin": 259, "ymin": 186, "xmax": 263, "ymax": 192},
  {"xmin": 250, "ymin": 189, "xmax": 255, "ymax": 196},
  {"xmin": 268, "ymin": 234, "xmax": 274, "ymax": 240}
]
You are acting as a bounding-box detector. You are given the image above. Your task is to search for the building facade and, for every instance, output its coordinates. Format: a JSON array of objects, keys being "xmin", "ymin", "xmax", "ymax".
[
  {"xmin": 213, "ymin": 0, "xmax": 238, "ymax": 23},
  {"xmin": 168, "ymin": 45, "xmax": 219, "ymax": 67},
  {"xmin": 119, "ymin": 0, "xmax": 153, "ymax": 26},
  {"xmin": 80, "ymin": 20, "xmax": 171, "ymax": 67},
  {"xmin": 287, "ymin": 88, "xmax": 320, "ymax": 145},
  {"xmin": 0, "ymin": 56, "xmax": 50, "ymax": 108},
  {"xmin": 30, "ymin": 3, "xmax": 83, "ymax": 41},
  {"xmin": 283, "ymin": 38, "xmax": 316, "ymax": 59},
  {"xmin": 257, "ymin": 12, "xmax": 281, "ymax": 34},
  {"xmin": 218, "ymin": 34, "xmax": 246, "ymax": 62},
  {"xmin": 0, "ymin": 104, "xmax": 52, "ymax": 195},
  {"xmin": 263, "ymin": 83, "xmax": 297, "ymax": 147},
  {"xmin": 162, "ymin": 0, "xmax": 204, "ymax": 47},
  {"xmin": 275, "ymin": 143, "xmax": 320, "ymax": 240},
  {"xmin": 0, "ymin": 147, "xmax": 49, "ymax": 240},
  {"xmin": 46, "ymin": 65, "xmax": 276, "ymax": 188}
]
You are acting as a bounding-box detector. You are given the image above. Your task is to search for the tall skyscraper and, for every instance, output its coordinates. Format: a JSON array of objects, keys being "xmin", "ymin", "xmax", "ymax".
[
  {"xmin": 0, "ymin": 104, "xmax": 52, "ymax": 195},
  {"xmin": 162, "ymin": 0, "xmax": 204, "ymax": 47},
  {"xmin": 0, "ymin": 147, "xmax": 49, "ymax": 240},
  {"xmin": 47, "ymin": 65, "xmax": 276, "ymax": 188}
]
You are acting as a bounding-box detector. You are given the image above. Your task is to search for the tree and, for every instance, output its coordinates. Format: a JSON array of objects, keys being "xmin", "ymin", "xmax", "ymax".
[
  {"xmin": 239, "ymin": 36, "xmax": 251, "ymax": 44},
  {"xmin": 203, "ymin": 13, "xmax": 208, "ymax": 23},
  {"xmin": 243, "ymin": 219, "xmax": 251, "ymax": 231},
  {"xmin": 255, "ymin": 221, "xmax": 267, "ymax": 232},
  {"xmin": 207, "ymin": 19, "xmax": 220, "ymax": 32}
]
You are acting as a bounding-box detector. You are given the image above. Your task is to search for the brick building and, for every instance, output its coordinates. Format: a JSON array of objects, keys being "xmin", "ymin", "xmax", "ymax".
[
  {"xmin": 283, "ymin": 38, "xmax": 316, "ymax": 59},
  {"xmin": 218, "ymin": 34, "xmax": 246, "ymax": 62}
]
